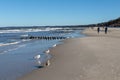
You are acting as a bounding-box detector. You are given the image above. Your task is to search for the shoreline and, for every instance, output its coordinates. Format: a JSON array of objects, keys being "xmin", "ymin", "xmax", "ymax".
[{"xmin": 18, "ymin": 27, "xmax": 120, "ymax": 80}]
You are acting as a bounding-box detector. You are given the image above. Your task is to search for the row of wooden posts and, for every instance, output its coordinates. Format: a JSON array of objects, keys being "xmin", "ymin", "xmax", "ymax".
[{"xmin": 21, "ymin": 36, "xmax": 67, "ymax": 40}]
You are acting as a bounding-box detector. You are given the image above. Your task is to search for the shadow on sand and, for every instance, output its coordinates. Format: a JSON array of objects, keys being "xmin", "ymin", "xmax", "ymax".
[{"xmin": 35, "ymin": 66, "xmax": 44, "ymax": 69}]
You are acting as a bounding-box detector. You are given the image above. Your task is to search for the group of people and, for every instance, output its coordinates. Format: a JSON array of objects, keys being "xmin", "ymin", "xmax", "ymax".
[{"xmin": 97, "ymin": 27, "xmax": 108, "ymax": 34}]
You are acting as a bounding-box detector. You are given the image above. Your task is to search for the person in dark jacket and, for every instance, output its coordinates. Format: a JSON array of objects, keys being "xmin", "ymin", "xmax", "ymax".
[
  {"xmin": 105, "ymin": 27, "xmax": 108, "ymax": 34},
  {"xmin": 97, "ymin": 27, "xmax": 100, "ymax": 34}
]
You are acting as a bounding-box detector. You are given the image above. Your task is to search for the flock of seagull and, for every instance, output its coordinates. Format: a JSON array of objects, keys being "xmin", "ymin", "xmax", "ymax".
[{"xmin": 34, "ymin": 44, "xmax": 57, "ymax": 67}]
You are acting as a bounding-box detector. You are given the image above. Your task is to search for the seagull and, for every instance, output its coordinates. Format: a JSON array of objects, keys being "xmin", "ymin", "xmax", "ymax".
[
  {"xmin": 34, "ymin": 55, "xmax": 41, "ymax": 60},
  {"xmin": 67, "ymin": 37, "xmax": 70, "ymax": 39},
  {"xmin": 45, "ymin": 50, "xmax": 50, "ymax": 54},
  {"xmin": 46, "ymin": 60, "xmax": 50, "ymax": 66},
  {"xmin": 37, "ymin": 60, "xmax": 41, "ymax": 65},
  {"xmin": 53, "ymin": 44, "xmax": 56, "ymax": 47}
]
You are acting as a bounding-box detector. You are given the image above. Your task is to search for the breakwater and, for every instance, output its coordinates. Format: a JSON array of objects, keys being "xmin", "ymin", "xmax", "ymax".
[{"xmin": 21, "ymin": 36, "xmax": 67, "ymax": 40}]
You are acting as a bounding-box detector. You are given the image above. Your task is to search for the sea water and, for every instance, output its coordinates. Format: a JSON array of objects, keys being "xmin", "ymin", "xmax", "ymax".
[{"xmin": 0, "ymin": 27, "xmax": 85, "ymax": 80}]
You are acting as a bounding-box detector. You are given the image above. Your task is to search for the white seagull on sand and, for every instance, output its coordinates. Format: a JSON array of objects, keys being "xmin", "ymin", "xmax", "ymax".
[
  {"xmin": 45, "ymin": 50, "xmax": 50, "ymax": 54},
  {"xmin": 34, "ymin": 55, "xmax": 41, "ymax": 60},
  {"xmin": 67, "ymin": 37, "xmax": 70, "ymax": 39},
  {"xmin": 53, "ymin": 44, "xmax": 57, "ymax": 47},
  {"xmin": 46, "ymin": 60, "xmax": 50, "ymax": 66}
]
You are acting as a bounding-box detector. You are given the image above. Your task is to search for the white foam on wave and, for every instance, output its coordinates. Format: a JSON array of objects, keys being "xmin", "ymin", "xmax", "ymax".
[
  {"xmin": 0, "ymin": 28, "xmax": 63, "ymax": 33},
  {"xmin": 0, "ymin": 41, "xmax": 21, "ymax": 47},
  {"xmin": 0, "ymin": 44, "xmax": 26, "ymax": 54},
  {"xmin": 13, "ymin": 44, "xmax": 26, "ymax": 51},
  {"xmin": 20, "ymin": 34, "xmax": 29, "ymax": 37},
  {"xmin": 22, "ymin": 39, "xmax": 31, "ymax": 42},
  {"xmin": 45, "ymin": 27, "xmax": 62, "ymax": 31}
]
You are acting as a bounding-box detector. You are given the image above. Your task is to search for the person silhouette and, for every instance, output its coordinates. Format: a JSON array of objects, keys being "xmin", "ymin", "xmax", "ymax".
[
  {"xmin": 105, "ymin": 27, "xmax": 108, "ymax": 34},
  {"xmin": 97, "ymin": 27, "xmax": 100, "ymax": 34}
]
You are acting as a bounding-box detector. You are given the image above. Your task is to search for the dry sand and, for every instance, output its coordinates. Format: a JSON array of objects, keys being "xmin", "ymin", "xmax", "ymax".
[{"xmin": 18, "ymin": 27, "xmax": 120, "ymax": 80}]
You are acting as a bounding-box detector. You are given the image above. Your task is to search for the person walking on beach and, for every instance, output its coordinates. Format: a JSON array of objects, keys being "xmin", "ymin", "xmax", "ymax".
[
  {"xmin": 97, "ymin": 27, "xmax": 100, "ymax": 34},
  {"xmin": 105, "ymin": 27, "xmax": 108, "ymax": 34}
]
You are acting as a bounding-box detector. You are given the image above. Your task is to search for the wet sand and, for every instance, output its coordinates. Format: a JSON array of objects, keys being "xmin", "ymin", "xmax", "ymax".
[{"xmin": 18, "ymin": 27, "xmax": 120, "ymax": 80}]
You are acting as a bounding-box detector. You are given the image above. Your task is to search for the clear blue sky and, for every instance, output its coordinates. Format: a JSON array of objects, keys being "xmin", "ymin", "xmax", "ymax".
[{"xmin": 0, "ymin": 0, "xmax": 120, "ymax": 27}]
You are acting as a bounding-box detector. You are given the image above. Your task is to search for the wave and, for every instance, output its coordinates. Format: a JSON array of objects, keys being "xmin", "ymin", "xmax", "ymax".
[
  {"xmin": 22, "ymin": 39, "xmax": 31, "ymax": 42},
  {"xmin": 20, "ymin": 34, "xmax": 29, "ymax": 37},
  {"xmin": 0, "ymin": 44, "xmax": 26, "ymax": 54},
  {"xmin": 0, "ymin": 41, "xmax": 21, "ymax": 47},
  {"xmin": 0, "ymin": 28, "xmax": 63, "ymax": 33}
]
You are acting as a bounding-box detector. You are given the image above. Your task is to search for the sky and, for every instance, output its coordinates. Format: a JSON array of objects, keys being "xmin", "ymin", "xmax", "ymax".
[{"xmin": 0, "ymin": 0, "xmax": 120, "ymax": 27}]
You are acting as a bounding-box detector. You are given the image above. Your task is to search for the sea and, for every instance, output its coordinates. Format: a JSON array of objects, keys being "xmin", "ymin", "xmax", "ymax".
[{"xmin": 0, "ymin": 26, "xmax": 85, "ymax": 80}]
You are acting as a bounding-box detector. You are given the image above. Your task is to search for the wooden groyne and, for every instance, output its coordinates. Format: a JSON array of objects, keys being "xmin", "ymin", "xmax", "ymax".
[{"xmin": 21, "ymin": 36, "xmax": 67, "ymax": 40}]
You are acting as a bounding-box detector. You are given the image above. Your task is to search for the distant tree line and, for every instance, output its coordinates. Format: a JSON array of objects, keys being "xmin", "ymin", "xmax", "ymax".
[
  {"xmin": 62, "ymin": 17, "xmax": 120, "ymax": 27},
  {"xmin": 76, "ymin": 17, "xmax": 120, "ymax": 27},
  {"xmin": 95, "ymin": 17, "xmax": 120, "ymax": 27}
]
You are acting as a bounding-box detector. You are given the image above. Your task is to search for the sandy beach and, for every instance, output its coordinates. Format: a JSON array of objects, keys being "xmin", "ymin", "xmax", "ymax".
[{"xmin": 18, "ymin": 27, "xmax": 120, "ymax": 80}]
